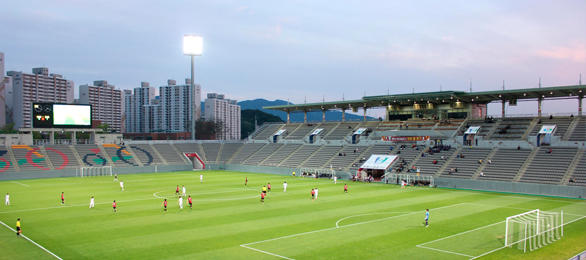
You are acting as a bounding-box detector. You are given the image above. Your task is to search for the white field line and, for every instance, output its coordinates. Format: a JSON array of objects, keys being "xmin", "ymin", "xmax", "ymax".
[
  {"xmin": 468, "ymin": 215, "xmax": 586, "ymax": 260},
  {"xmin": 417, "ymin": 221, "xmax": 504, "ymax": 246},
  {"xmin": 335, "ymin": 212, "xmax": 413, "ymax": 228},
  {"xmin": 0, "ymin": 197, "xmax": 158, "ymax": 214},
  {"xmin": 10, "ymin": 181, "xmax": 31, "ymax": 187},
  {"xmin": 0, "ymin": 220, "xmax": 62, "ymax": 260},
  {"xmin": 240, "ymin": 244, "xmax": 295, "ymax": 260},
  {"xmin": 416, "ymin": 244, "xmax": 473, "ymax": 258},
  {"xmin": 241, "ymin": 203, "xmax": 467, "ymax": 258}
]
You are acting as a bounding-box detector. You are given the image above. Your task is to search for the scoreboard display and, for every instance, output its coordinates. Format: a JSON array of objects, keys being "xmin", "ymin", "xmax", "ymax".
[{"xmin": 32, "ymin": 103, "xmax": 92, "ymax": 129}]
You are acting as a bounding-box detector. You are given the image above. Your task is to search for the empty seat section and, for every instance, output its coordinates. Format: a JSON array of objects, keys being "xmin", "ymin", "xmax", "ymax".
[
  {"xmin": 328, "ymin": 146, "xmax": 368, "ymax": 170},
  {"xmin": 302, "ymin": 146, "xmax": 342, "ymax": 168},
  {"xmin": 103, "ymin": 144, "xmax": 139, "ymax": 166},
  {"xmin": 412, "ymin": 148, "xmax": 455, "ymax": 176},
  {"xmin": 520, "ymin": 147, "xmax": 577, "ymax": 184},
  {"xmin": 201, "ymin": 143, "xmax": 221, "ymax": 162},
  {"xmin": 0, "ymin": 148, "xmax": 17, "ymax": 172},
  {"xmin": 251, "ymin": 123, "xmax": 284, "ymax": 140},
  {"xmin": 129, "ymin": 144, "xmax": 163, "ymax": 165},
  {"xmin": 325, "ymin": 123, "xmax": 359, "ymax": 140},
  {"xmin": 286, "ymin": 123, "xmax": 319, "ymax": 139},
  {"xmin": 229, "ymin": 143, "xmax": 266, "ymax": 164},
  {"xmin": 441, "ymin": 148, "xmax": 491, "ymax": 178},
  {"xmin": 44, "ymin": 145, "xmax": 80, "ymax": 168},
  {"xmin": 490, "ymin": 118, "xmax": 532, "ymax": 139},
  {"xmin": 261, "ymin": 144, "xmax": 301, "ymax": 166},
  {"xmin": 568, "ymin": 153, "xmax": 586, "ymax": 186},
  {"xmin": 152, "ymin": 144, "xmax": 186, "ymax": 164},
  {"xmin": 244, "ymin": 143, "xmax": 283, "ymax": 165},
  {"xmin": 569, "ymin": 117, "xmax": 586, "ymax": 141},
  {"xmin": 479, "ymin": 149, "xmax": 530, "ymax": 182},
  {"xmin": 280, "ymin": 145, "xmax": 319, "ymax": 168},
  {"xmin": 218, "ymin": 143, "xmax": 243, "ymax": 163},
  {"xmin": 75, "ymin": 145, "xmax": 109, "ymax": 166},
  {"xmin": 11, "ymin": 145, "xmax": 51, "ymax": 170}
]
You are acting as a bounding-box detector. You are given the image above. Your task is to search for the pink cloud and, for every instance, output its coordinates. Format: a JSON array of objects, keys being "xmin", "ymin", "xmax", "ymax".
[{"xmin": 535, "ymin": 44, "xmax": 586, "ymax": 63}]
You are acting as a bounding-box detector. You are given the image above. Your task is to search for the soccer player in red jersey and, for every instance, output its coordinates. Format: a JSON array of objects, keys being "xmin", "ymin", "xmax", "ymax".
[
  {"xmin": 267, "ymin": 183, "xmax": 272, "ymax": 192},
  {"xmin": 163, "ymin": 199, "xmax": 168, "ymax": 212},
  {"xmin": 311, "ymin": 189, "xmax": 315, "ymax": 201},
  {"xmin": 112, "ymin": 200, "xmax": 117, "ymax": 213},
  {"xmin": 188, "ymin": 195, "xmax": 193, "ymax": 209},
  {"xmin": 344, "ymin": 184, "xmax": 348, "ymax": 193},
  {"xmin": 245, "ymin": 177, "xmax": 248, "ymax": 187},
  {"xmin": 175, "ymin": 185, "xmax": 180, "ymax": 196},
  {"xmin": 260, "ymin": 192, "xmax": 265, "ymax": 203},
  {"xmin": 61, "ymin": 192, "xmax": 65, "ymax": 204}
]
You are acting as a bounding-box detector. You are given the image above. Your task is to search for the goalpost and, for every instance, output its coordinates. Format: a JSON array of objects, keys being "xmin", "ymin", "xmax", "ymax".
[
  {"xmin": 505, "ymin": 209, "xmax": 563, "ymax": 253},
  {"xmin": 298, "ymin": 167, "xmax": 336, "ymax": 178},
  {"xmin": 78, "ymin": 166, "xmax": 113, "ymax": 177}
]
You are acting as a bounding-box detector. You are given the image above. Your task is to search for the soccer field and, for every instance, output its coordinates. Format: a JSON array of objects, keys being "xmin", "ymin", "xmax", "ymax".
[{"xmin": 0, "ymin": 171, "xmax": 585, "ymax": 260}]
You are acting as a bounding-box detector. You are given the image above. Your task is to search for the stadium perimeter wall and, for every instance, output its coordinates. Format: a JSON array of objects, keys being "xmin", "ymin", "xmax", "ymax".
[
  {"xmin": 0, "ymin": 165, "xmax": 192, "ymax": 181},
  {"xmin": 435, "ymin": 177, "xmax": 586, "ymax": 199},
  {"xmin": 206, "ymin": 163, "xmax": 354, "ymax": 180}
]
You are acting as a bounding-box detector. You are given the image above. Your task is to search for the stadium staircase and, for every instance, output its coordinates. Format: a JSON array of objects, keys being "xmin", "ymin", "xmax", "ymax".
[
  {"xmin": 124, "ymin": 146, "xmax": 144, "ymax": 167},
  {"xmin": 217, "ymin": 143, "xmax": 243, "ymax": 163},
  {"xmin": 567, "ymin": 150, "xmax": 586, "ymax": 186},
  {"xmin": 518, "ymin": 147, "xmax": 578, "ymax": 184},
  {"xmin": 513, "ymin": 148, "xmax": 539, "ymax": 182},
  {"xmin": 471, "ymin": 148, "xmax": 498, "ymax": 179},
  {"xmin": 261, "ymin": 144, "xmax": 301, "ymax": 167},
  {"xmin": 568, "ymin": 117, "xmax": 586, "ymax": 141},
  {"xmin": 97, "ymin": 145, "xmax": 115, "ymax": 166},
  {"xmin": 302, "ymin": 145, "xmax": 343, "ymax": 168},
  {"xmin": 6, "ymin": 148, "xmax": 19, "ymax": 171},
  {"xmin": 279, "ymin": 145, "xmax": 319, "ymax": 168},
  {"xmin": 172, "ymin": 144, "xmax": 192, "ymax": 164},
  {"xmin": 69, "ymin": 145, "xmax": 84, "ymax": 166},
  {"xmin": 562, "ymin": 117, "xmax": 579, "ymax": 140},
  {"xmin": 228, "ymin": 143, "xmax": 266, "ymax": 164},
  {"xmin": 562, "ymin": 149, "xmax": 584, "ymax": 185},
  {"xmin": 479, "ymin": 148, "xmax": 531, "ymax": 182},
  {"xmin": 39, "ymin": 146, "xmax": 55, "ymax": 170},
  {"xmin": 435, "ymin": 147, "xmax": 461, "ymax": 177}
]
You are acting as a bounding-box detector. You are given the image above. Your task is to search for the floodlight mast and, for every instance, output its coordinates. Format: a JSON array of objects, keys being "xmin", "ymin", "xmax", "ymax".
[{"xmin": 183, "ymin": 34, "xmax": 203, "ymax": 140}]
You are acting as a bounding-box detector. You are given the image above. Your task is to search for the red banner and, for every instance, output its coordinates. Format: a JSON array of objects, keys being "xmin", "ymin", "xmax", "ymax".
[{"xmin": 381, "ymin": 136, "xmax": 430, "ymax": 142}]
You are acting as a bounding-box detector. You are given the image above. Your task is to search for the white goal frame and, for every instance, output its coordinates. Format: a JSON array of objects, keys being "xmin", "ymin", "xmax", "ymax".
[
  {"xmin": 77, "ymin": 166, "xmax": 113, "ymax": 177},
  {"xmin": 505, "ymin": 209, "xmax": 563, "ymax": 253}
]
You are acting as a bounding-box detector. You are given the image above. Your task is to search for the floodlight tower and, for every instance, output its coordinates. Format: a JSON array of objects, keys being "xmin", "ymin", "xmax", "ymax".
[{"xmin": 183, "ymin": 34, "xmax": 203, "ymax": 140}]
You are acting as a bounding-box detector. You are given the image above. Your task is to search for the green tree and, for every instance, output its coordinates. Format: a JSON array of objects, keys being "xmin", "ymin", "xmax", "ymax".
[{"xmin": 241, "ymin": 109, "xmax": 283, "ymax": 139}]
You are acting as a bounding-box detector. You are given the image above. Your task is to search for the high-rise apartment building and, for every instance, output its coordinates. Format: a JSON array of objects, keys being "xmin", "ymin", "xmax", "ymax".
[
  {"xmin": 124, "ymin": 80, "xmax": 200, "ymax": 135},
  {"xmin": 79, "ymin": 80, "xmax": 123, "ymax": 132},
  {"xmin": 0, "ymin": 52, "xmax": 6, "ymax": 127},
  {"xmin": 7, "ymin": 67, "xmax": 74, "ymax": 128},
  {"xmin": 159, "ymin": 79, "xmax": 194, "ymax": 133},
  {"xmin": 204, "ymin": 93, "xmax": 241, "ymax": 140}
]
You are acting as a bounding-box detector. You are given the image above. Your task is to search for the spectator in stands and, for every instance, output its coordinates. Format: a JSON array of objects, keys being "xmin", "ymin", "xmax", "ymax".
[
  {"xmin": 517, "ymin": 145, "xmax": 521, "ymax": 150},
  {"xmin": 549, "ymin": 115, "xmax": 553, "ymax": 120},
  {"xmin": 478, "ymin": 159, "xmax": 483, "ymax": 164},
  {"xmin": 441, "ymin": 155, "xmax": 445, "ymax": 160},
  {"xmin": 547, "ymin": 148, "xmax": 553, "ymax": 154},
  {"xmin": 488, "ymin": 159, "xmax": 492, "ymax": 164},
  {"xmin": 480, "ymin": 172, "xmax": 484, "ymax": 177},
  {"xmin": 569, "ymin": 177, "xmax": 576, "ymax": 183},
  {"xmin": 432, "ymin": 159, "xmax": 438, "ymax": 164}
]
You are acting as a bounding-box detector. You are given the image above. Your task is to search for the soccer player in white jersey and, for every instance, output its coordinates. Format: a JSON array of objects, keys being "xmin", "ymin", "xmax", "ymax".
[
  {"xmin": 5, "ymin": 193, "xmax": 9, "ymax": 206},
  {"xmin": 200, "ymin": 174, "xmax": 203, "ymax": 184},
  {"xmin": 424, "ymin": 209, "xmax": 430, "ymax": 227},
  {"xmin": 120, "ymin": 181, "xmax": 125, "ymax": 191},
  {"xmin": 283, "ymin": 181, "xmax": 287, "ymax": 192},
  {"xmin": 334, "ymin": 176, "xmax": 337, "ymax": 184},
  {"xmin": 182, "ymin": 185, "xmax": 186, "ymax": 197},
  {"xmin": 89, "ymin": 196, "xmax": 95, "ymax": 208},
  {"xmin": 178, "ymin": 196, "xmax": 184, "ymax": 209},
  {"xmin": 315, "ymin": 188, "xmax": 319, "ymax": 199}
]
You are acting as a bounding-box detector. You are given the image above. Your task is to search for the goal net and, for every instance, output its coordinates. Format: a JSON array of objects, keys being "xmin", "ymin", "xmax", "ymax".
[
  {"xmin": 298, "ymin": 167, "xmax": 336, "ymax": 178},
  {"xmin": 505, "ymin": 209, "xmax": 563, "ymax": 253},
  {"xmin": 78, "ymin": 166, "xmax": 113, "ymax": 177}
]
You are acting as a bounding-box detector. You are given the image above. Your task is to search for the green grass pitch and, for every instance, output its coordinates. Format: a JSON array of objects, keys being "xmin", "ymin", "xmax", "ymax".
[{"xmin": 1, "ymin": 170, "xmax": 585, "ymax": 259}]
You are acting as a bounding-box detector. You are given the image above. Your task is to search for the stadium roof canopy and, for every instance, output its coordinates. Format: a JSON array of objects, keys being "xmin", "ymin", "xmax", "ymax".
[{"xmin": 264, "ymin": 85, "xmax": 585, "ymax": 112}]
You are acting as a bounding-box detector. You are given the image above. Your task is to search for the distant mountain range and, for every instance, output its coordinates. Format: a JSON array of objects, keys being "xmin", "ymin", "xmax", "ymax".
[{"xmin": 234, "ymin": 99, "xmax": 374, "ymax": 122}]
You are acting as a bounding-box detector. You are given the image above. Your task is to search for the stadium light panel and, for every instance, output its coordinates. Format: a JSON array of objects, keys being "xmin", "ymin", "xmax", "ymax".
[{"xmin": 183, "ymin": 35, "xmax": 203, "ymax": 56}]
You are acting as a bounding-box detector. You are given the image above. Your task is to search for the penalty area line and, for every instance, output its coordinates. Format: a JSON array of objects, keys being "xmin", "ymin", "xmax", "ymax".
[
  {"xmin": 240, "ymin": 244, "xmax": 295, "ymax": 260},
  {"xmin": 0, "ymin": 220, "xmax": 62, "ymax": 260}
]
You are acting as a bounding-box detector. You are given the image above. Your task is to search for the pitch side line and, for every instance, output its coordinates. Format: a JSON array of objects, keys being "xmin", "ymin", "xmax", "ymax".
[
  {"xmin": 241, "ymin": 203, "xmax": 467, "ymax": 258},
  {"xmin": 0, "ymin": 220, "xmax": 62, "ymax": 260},
  {"xmin": 416, "ymin": 245, "xmax": 473, "ymax": 258}
]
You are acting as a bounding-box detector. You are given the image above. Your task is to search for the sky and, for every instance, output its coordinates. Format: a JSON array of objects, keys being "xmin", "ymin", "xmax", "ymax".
[{"xmin": 1, "ymin": 0, "xmax": 585, "ymax": 116}]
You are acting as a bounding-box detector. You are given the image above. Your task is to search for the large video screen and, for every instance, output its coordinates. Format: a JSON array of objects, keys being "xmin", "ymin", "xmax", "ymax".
[{"xmin": 53, "ymin": 104, "xmax": 92, "ymax": 127}]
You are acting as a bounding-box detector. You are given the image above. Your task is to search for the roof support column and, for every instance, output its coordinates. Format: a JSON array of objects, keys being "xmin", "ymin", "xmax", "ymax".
[
  {"xmin": 322, "ymin": 109, "xmax": 326, "ymax": 122},
  {"xmin": 363, "ymin": 107, "xmax": 367, "ymax": 122},
  {"xmin": 303, "ymin": 110, "xmax": 307, "ymax": 123},
  {"xmin": 286, "ymin": 111, "xmax": 290, "ymax": 124},
  {"xmin": 49, "ymin": 131, "xmax": 55, "ymax": 145},
  {"xmin": 501, "ymin": 100, "xmax": 506, "ymax": 118},
  {"xmin": 342, "ymin": 109, "xmax": 346, "ymax": 122},
  {"xmin": 537, "ymin": 97, "xmax": 543, "ymax": 117},
  {"xmin": 72, "ymin": 131, "xmax": 77, "ymax": 145},
  {"xmin": 579, "ymin": 95, "xmax": 583, "ymax": 117}
]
